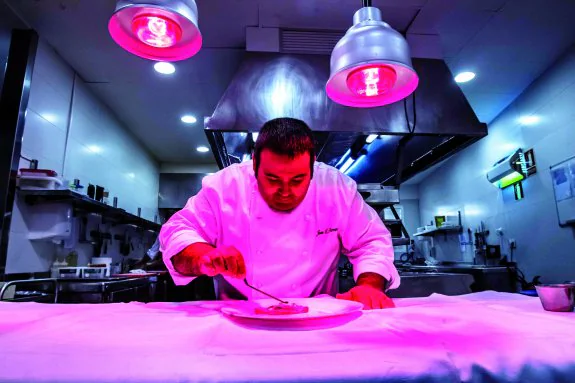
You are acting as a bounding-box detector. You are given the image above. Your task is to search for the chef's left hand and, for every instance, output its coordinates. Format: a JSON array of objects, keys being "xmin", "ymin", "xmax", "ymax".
[{"xmin": 336, "ymin": 285, "xmax": 395, "ymax": 310}]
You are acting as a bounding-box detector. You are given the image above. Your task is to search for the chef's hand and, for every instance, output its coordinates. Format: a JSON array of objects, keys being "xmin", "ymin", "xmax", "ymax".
[
  {"xmin": 198, "ymin": 245, "xmax": 246, "ymax": 278},
  {"xmin": 336, "ymin": 285, "xmax": 395, "ymax": 309},
  {"xmin": 336, "ymin": 272, "xmax": 395, "ymax": 310}
]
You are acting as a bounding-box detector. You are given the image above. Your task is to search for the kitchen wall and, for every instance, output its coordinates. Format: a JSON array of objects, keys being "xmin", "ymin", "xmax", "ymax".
[
  {"xmin": 418, "ymin": 43, "xmax": 575, "ymax": 283},
  {"xmin": 160, "ymin": 162, "xmax": 218, "ymax": 174},
  {"xmin": 7, "ymin": 40, "xmax": 160, "ymax": 274}
]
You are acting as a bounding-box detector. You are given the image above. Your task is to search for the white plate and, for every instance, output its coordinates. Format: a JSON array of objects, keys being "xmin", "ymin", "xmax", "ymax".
[{"xmin": 220, "ymin": 298, "xmax": 363, "ymax": 330}]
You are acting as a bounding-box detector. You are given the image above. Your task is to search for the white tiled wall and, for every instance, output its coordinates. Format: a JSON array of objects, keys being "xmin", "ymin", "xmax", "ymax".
[
  {"xmin": 418, "ymin": 44, "xmax": 575, "ymax": 283},
  {"xmin": 64, "ymin": 78, "xmax": 159, "ymax": 220},
  {"xmin": 7, "ymin": 40, "xmax": 160, "ymax": 274}
]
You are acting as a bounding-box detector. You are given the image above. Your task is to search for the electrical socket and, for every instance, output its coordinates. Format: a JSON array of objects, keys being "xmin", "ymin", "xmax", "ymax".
[{"xmin": 509, "ymin": 239, "xmax": 517, "ymax": 249}]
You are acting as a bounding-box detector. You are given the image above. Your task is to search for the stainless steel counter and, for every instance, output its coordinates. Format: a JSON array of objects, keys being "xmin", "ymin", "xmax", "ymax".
[
  {"xmin": 338, "ymin": 261, "xmax": 517, "ymax": 298},
  {"xmin": 397, "ymin": 264, "xmax": 518, "ymax": 293},
  {"xmin": 57, "ymin": 277, "xmax": 152, "ymax": 303},
  {"xmin": 388, "ymin": 272, "xmax": 474, "ymax": 298},
  {"xmin": 338, "ymin": 271, "xmax": 474, "ymax": 298}
]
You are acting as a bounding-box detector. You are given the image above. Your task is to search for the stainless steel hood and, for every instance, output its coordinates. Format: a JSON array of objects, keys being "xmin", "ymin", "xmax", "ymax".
[{"xmin": 204, "ymin": 52, "xmax": 487, "ymax": 185}]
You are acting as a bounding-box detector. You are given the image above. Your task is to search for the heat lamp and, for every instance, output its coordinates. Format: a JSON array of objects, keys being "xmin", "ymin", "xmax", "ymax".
[
  {"xmin": 326, "ymin": 0, "xmax": 419, "ymax": 107},
  {"xmin": 108, "ymin": 0, "xmax": 202, "ymax": 61}
]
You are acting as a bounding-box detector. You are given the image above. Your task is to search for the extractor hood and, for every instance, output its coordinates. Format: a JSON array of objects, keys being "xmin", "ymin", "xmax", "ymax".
[{"xmin": 204, "ymin": 52, "xmax": 487, "ymax": 185}]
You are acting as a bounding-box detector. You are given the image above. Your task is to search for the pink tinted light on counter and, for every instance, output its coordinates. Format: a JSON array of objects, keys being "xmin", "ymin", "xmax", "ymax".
[
  {"xmin": 326, "ymin": 61, "xmax": 419, "ymax": 108},
  {"xmin": 108, "ymin": 5, "xmax": 202, "ymax": 62},
  {"xmin": 346, "ymin": 65, "xmax": 397, "ymax": 97},
  {"xmin": 132, "ymin": 15, "xmax": 182, "ymax": 48},
  {"xmin": 1, "ymin": 292, "xmax": 575, "ymax": 383}
]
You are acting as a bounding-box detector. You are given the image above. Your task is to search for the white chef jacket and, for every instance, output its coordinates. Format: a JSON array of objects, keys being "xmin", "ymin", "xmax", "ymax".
[{"xmin": 159, "ymin": 160, "xmax": 400, "ymax": 299}]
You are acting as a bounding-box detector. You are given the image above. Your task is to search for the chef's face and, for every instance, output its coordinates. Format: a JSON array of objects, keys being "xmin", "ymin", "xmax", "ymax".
[{"xmin": 254, "ymin": 149, "xmax": 312, "ymax": 212}]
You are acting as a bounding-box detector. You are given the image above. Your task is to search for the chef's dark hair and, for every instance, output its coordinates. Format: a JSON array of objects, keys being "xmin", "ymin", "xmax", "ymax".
[{"xmin": 253, "ymin": 118, "xmax": 315, "ymax": 176}]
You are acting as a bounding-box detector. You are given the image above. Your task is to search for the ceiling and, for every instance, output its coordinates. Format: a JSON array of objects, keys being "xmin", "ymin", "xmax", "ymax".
[{"xmin": 5, "ymin": 0, "xmax": 575, "ymax": 166}]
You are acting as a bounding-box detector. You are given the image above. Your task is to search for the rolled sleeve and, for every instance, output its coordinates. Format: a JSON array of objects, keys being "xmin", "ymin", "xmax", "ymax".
[
  {"xmin": 339, "ymin": 184, "xmax": 400, "ymax": 290},
  {"xmin": 159, "ymin": 186, "xmax": 219, "ymax": 285}
]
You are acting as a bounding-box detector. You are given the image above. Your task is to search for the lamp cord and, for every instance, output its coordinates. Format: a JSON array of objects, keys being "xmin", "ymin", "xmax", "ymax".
[{"xmin": 404, "ymin": 92, "xmax": 417, "ymax": 134}]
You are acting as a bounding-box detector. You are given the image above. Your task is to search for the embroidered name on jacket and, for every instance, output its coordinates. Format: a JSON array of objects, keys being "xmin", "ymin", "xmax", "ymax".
[{"xmin": 317, "ymin": 228, "xmax": 338, "ymax": 237}]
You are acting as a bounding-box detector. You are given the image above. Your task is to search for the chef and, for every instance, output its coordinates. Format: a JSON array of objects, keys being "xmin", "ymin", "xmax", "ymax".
[{"xmin": 159, "ymin": 118, "xmax": 400, "ymax": 309}]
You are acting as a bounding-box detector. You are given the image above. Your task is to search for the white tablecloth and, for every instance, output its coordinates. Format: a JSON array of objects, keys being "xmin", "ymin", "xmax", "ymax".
[{"xmin": 0, "ymin": 291, "xmax": 574, "ymax": 383}]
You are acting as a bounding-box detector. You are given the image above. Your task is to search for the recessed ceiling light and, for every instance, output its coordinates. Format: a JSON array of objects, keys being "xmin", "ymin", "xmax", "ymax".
[
  {"xmin": 196, "ymin": 146, "xmax": 209, "ymax": 153},
  {"xmin": 42, "ymin": 113, "xmax": 57, "ymax": 124},
  {"xmin": 518, "ymin": 115, "xmax": 540, "ymax": 126},
  {"xmin": 181, "ymin": 115, "xmax": 197, "ymax": 124},
  {"xmin": 454, "ymin": 71, "xmax": 476, "ymax": 83},
  {"xmin": 366, "ymin": 134, "xmax": 378, "ymax": 144},
  {"xmin": 85, "ymin": 145, "xmax": 102, "ymax": 154},
  {"xmin": 154, "ymin": 62, "xmax": 175, "ymax": 75}
]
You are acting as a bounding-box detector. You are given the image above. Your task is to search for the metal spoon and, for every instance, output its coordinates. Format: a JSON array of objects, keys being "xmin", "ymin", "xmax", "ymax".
[{"xmin": 244, "ymin": 278, "xmax": 289, "ymax": 304}]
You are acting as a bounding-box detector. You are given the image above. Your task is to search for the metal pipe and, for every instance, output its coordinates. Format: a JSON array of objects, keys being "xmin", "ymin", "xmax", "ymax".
[
  {"xmin": 0, "ymin": 29, "xmax": 38, "ymax": 277},
  {"xmin": 362, "ymin": 0, "xmax": 372, "ymax": 7}
]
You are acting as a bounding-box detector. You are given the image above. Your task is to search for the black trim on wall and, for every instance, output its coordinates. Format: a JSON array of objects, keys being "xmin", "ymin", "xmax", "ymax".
[{"xmin": 0, "ymin": 29, "xmax": 39, "ymax": 278}]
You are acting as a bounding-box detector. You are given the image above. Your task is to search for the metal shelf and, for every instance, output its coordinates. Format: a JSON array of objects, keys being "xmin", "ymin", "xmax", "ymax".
[
  {"xmin": 414, "ymin": 210, "xmax": 462, "ymax": 237},
  {"xmin": 18, "ymin": 189, "xmax": 161, "ymax": 232},
  {"xmin": 392, "ymin": 238, "xmax": 410, "ymax": 246},
  {"xmin": 413, "ymin": 226, "xmax": 462, "ymax": 237}
]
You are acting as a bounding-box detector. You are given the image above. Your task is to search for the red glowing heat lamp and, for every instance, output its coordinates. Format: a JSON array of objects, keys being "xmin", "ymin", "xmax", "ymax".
[
  {"xmin": 132, "ymin": 15, "xmax": 182, "ymax": 48},
  {"xmin": 346, "ymin": 65, "xmax": 397, "ymax": 97},
  {"xmin": 326, "ymin": 6, "xmax": 418, "ymax": 107},
  {"xmin": 108, "ymin": 0, "xmax": 202, "ymax": 61}
]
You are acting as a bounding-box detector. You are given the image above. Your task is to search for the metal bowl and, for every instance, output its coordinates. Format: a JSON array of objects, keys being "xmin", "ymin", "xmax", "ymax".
[{"xmin": 535, "ymin": 284, "xmax": 575, "ymax": 312}]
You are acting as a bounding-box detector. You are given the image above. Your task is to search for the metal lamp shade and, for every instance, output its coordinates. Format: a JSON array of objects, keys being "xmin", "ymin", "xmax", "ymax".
[
  {"xmin": 108, "ymin": 0, "xmax": 202, "ymax": 61},
  {"xmin": 326, "ymin": 7, "xmax": 419, "ymax": 108}
]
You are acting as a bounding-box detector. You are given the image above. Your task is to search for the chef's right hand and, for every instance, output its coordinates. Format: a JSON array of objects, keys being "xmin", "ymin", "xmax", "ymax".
[{"xmin": 198, "ymin": 245, "xmax": 246, "ymax": 278}]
